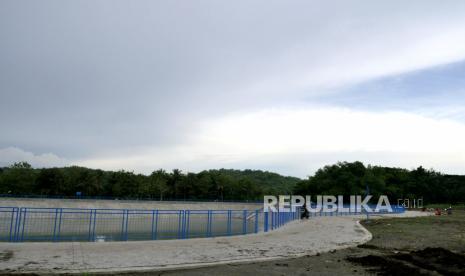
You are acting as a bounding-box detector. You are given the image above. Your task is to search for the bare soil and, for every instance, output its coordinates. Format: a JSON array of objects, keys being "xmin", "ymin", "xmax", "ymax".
[{"xmin": 118, "ymin": 211, "xmax": 465, "ymax": 276}]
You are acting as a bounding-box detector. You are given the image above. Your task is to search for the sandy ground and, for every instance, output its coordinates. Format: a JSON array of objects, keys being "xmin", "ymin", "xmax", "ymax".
[
  {"xmin": 0, "ymin": 211, "xmax": 429, "ymax": 274},
  {"xmin": 159, "ymin": 210, "xmax": 464, "ymax": 276}
]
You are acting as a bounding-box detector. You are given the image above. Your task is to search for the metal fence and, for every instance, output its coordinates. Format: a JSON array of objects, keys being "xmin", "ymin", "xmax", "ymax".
[
  {"xmin": 0, "ymin": 207, "xmax": 17, "ymax": 242},
  {"xmin": 0, "ymin": 206, "xmax": 404, "ymax": 242},
  {"xmin": 0, "ymin": 207, "xmax": 300, "ymax": 242}
]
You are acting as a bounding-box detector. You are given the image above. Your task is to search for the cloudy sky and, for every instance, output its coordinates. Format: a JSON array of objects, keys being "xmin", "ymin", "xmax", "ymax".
[{"xmin": 1, "ymin": 1, "xmax": 465, "ymax": 177}]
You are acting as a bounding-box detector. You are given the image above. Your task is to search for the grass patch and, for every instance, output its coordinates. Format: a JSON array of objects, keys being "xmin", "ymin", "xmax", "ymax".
[{"xmin": 361, "ymin": 210, "xmax": 465, "ymax": 252}]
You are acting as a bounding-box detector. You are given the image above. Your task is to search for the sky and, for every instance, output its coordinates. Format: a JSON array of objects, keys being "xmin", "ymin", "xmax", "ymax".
[{"xmin": 1, "ymin": 0, "xmax": 465, "ymax": 178}]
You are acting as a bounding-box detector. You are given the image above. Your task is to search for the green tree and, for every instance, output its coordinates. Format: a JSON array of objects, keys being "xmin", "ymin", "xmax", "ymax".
[
  {"xmin": 0, "ymin": 162, "xmax": 36, "ymax": 194},
  {"xmin": 35, "ymin": 168, "xmax": 65, "ymax": 195},
  {"xmin": 148, "ymin": 169, "xmax": 169, "ymax": 200}
]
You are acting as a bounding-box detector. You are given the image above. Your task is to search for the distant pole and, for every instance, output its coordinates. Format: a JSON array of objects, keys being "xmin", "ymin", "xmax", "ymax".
[{"xmin": 365, "ymin": 182, "xmax": 370, "ymax": 221}]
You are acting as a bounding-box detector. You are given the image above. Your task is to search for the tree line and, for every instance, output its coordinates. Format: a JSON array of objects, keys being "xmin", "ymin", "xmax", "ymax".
[
  {"xmin": 0, "ymin": 162, "xmax": 298, "ymax": 200},
  {"xmin": 0, "ymin": 161, "xmax": 464, "ymax": 204},
  {"xmin": 293, "ymin": 161, "xmax": 465, "ymax": 204}
]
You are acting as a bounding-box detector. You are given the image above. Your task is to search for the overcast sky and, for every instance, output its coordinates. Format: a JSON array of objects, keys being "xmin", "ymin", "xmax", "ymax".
[{"xmin": 1, "ymin": 1, "xmax": 465, "ymax": 177}]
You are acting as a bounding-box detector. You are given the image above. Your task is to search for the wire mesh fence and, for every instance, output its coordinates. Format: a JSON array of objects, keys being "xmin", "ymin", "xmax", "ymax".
[
  {"xmin": 0, "ymin": 207, "xmax": 17, "ymax": 242},
  {"xmin": 0, "ymin": 205, "xmax": 403, "ymax": 242},
  {"xmin": 0, "ymin": 207, "xmax": 299, "ymax": 242}
]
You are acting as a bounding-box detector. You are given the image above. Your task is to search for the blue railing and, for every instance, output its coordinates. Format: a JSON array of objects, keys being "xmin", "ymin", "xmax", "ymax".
[
  {"xmin": 0, "ymin": 207, "xmax": 299, "ymax": 242},
  {"xmin": 0, "ymin": 206, "xmax": 404, "ymax": 242},
  {"xmin": 0, "ymin": 207, "xmax": 18, "ymax": 242}
]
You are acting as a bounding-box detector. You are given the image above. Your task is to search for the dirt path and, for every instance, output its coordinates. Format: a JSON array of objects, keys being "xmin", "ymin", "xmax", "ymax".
[
  {"xmin": 0, "ymin": 211, "xmax": 435, "ymax": 275},
  {"xmin": 0, "ymin": 215, "xmax": 372, "ymax": 274},
  {"xmin": 140, "ymin": 211, "xmax": 465, "ymax": 276}
]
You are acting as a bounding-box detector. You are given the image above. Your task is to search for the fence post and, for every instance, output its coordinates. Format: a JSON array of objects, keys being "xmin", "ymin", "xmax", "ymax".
[
  {"xmin": 56, "ymin": 208, "xmax": 63, "ymax": 241},
  {"xmin": 20, "ymin": 208, "xmax": 27, "ymax": 242},
  {"xmin": 254, "ymin": 210, "xmax": 259, "ymax": 233},
  {"xmin": 206, "ymin": 210, "xmax": 212, "ymax": 237},
  {"xmin": 183, "ymin": 210, "xmax": 188, "ymax": 239},
  {"xmin": 227, "ymin": 210, "xmax": 232, "ymax": 236},
  {"xmin": 242, "ymin": 210, "xmax": 247, "ymax": 234},
  {"xmin": 276, "ymin": 211, "xmax": 279, "ymax": 228},
  {"xmin": 9, "ymin": 208, "xmax": 17, "ymax": 242},
  {"xmin": 92, "ymin": 209, "xmax": 97, "ymax": 241},
  {"xmin": 264, "ymin": 211, "xmax": 268, "ymax": 232},
  {"xmin": 120, "ymin": 209, "xmax": 128, "ymax": 241},
  {"xmin": 177, "ymin": 210, "xmax": 182, "ymax": 239},
  {"xmin": 88, "ymin": 209, "xmax": 94, "ymax": 241},
  {"xmin": 120, "ymin": 210, "xmax": 125, "ymax": 241},
  {"xmin": 274, "ymin": 211, "xmax": 277, "ymax": 230},
  {"xmin": 185, "ymin": 210, "xmax": 190, "ymax": 239},
  {"xmin": 151, "ymin": 210, "xmax": 155, "ymax": 240},
  {"xmin": 124, "ymin": 210, "xmax": 129, "ymax": 241},
  {"xmin": 271, "ymin": 211, "xmax": 274, "ymax": 230},
  {"xmin": 14, "ymin": 208, "xmax": 21, "ymax": 242},
  {"xmin": 181, "ymin": 210, "xmax": 185, "ymax": 239},
  {"xmin": 153, "ymin": 210, "xmax": 159, "ymax": 240}
]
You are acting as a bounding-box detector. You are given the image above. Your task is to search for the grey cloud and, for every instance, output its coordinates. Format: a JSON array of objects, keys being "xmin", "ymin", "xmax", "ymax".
[
  {"xmin": 1, "ymin": 1, "xmax": 465, "ymax": 171},
  {"xmin": 0, "ymin": 147, "xmax": 68, "ymax": 168}
]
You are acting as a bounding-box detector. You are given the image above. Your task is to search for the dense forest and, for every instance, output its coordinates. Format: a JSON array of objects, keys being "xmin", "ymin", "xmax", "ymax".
[
  {"xmin": 0, "ymin": 161, "xmax": 464, "ymax": 204},
  {"xmin": 294, "ymin": 162, "xmax": 465, "ymax": 205},
  {"xmin": 0, "ymin": 162, "xmax": 298, "ymax": 201}
]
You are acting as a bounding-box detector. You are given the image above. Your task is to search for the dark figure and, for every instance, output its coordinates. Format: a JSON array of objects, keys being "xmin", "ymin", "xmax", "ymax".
[
  {"xmin": 301, "ymin": 202, "xmax": 310, "ymax": 219},
  {"xmin": 446, "ymin": 206, "xmax": 452, "ymax": 215}
]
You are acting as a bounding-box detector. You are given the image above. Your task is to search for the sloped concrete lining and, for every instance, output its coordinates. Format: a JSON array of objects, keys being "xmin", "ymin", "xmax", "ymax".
[
  {"xmin": 0, "ymin": 211, "xmax": 430, "ymax": 274},
  {"xmin": 0, "ymin": 197, "xmax": 262, "ymax": 210}
]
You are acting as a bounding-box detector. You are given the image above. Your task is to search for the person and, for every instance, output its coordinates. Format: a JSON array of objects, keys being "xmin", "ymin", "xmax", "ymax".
[
  {"xmin": 301, "ymin": 202, "xmax": 310, "ymax": 219},
  {"xmin": 446, "ymin": 206, "xmax": 452, "ymax": 215}
]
